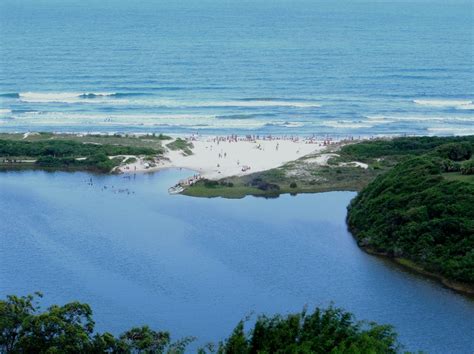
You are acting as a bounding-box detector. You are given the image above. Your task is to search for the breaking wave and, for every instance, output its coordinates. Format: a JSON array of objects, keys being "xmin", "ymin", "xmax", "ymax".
[
  {"xmin": 264, "ymin": 121, "xmax": 305, "ymax": 128},
  {"xmin": 366, "ymin": 115, "xmax": 474, "ymax": 123},
  {"xmin": 216, "ymin": 113, "xmax": 277, "ymax": 119},
  {"xmin": 0, "ymin": 93, "xmax": 20, "ymax": 98},
  {"xmin": 413, "ymin": 99, "xmax": 473, "ymax": 109}
]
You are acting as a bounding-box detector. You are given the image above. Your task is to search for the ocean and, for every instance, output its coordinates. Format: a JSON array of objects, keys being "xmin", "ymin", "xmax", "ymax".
[{"xmin": 0, "ymin": 0, "xmax": 473, "ymax": 136}]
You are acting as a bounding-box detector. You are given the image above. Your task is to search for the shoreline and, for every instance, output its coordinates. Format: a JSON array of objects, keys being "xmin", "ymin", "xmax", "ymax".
[
  {"xmin": 361, "ymin": 247, "xmax": 474, "ymax": 296},
  {"xmin": 1, "ymin": 133, "xmax": 473, "ymax": 299},
  {"xmin": 116, "ymin": 135, "xmax": 346, "ymax": 181}
]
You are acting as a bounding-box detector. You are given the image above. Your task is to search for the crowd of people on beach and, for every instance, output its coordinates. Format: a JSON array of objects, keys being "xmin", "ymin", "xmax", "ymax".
[
  {"xmin": 189, "ymin": 133, "xmax": 355, "ymax": 177},
  {"xmin": 178, "ymin": 174, "xmax": 202, "ymax": 186}
]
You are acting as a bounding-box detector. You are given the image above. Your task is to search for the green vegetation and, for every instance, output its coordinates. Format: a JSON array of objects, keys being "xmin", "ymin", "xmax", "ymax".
[
  {"xmin": 0, "ymin": 293, "xmax": 191, "ymax": 353},
  {"xmin": 213, "ymin": 306, "xmax": 400, "ymax": 354},
  {"xmin": 347, "ymin": 140, "xmax": 474, "ymax": 292},
  {"xmin": 166, "ymin": 138, "xmax": 194, "ymax": 156},
  {"xmin": 0, "ymin": 133, "xmax": 167, "ymax": 150},
  {"xmin": 460, "ymin": 159, "xmax": 474, "ymax": 175},
  {"xmin": 184, "ymin": 136, "xmax": 474, "ymax": 199},
  {"xmin": 0, "ymin": 139, "xmax": 156, "ymax": 158},
  {"xmin": 123, "ymin": 156, "xmax": 138, "ymax": 164},
  {"xmin": 338, "ymin": 136, "xmax": 474, "ymax": 162},
  {"xmin": 1, "ymin": 293, "xmax": 403, "ymax": 353},
  {"xmin": 0, "ymin": 134, "xmax": 163, "ymax": 173}
]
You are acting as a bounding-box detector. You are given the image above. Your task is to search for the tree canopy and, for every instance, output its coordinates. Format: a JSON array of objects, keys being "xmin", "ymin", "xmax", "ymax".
[
  {"xmin": 0, "ymin": 293, "xmax": 403, "ymax": 353},
  {"xmin": 212, "ymin": 306, "xmax": 400, "ymax": 354},
  {"xmin": 347, "ymin": 141, "xmax": 474, "ymax": 285}
]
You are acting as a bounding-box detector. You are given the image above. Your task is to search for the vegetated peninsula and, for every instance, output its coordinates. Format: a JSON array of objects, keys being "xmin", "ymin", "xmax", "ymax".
[
  {"xmin": 184, "ymin": 135, "xmax": 474, "ymax": 199},
  {"xmin": 0, "ymin": 133, "xmax": 168, "ymax": 173},
  {"xmin": 347, "ymin": 139, "xmax": 474, "ymax": 294},
  {"xmin": 183, "ymin": 134, "xmax": 474, "ymax": 294}
]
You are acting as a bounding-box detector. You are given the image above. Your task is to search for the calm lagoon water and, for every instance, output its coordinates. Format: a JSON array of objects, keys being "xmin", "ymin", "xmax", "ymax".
[{"xmin": 0, "ymin": 169, "xmax": 473, "ymax": 353}]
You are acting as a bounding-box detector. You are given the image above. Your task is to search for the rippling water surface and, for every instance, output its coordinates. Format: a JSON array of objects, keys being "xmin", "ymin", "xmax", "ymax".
[
  {"xmin": 0, "ymin": 0, "xmax": 473, "ymax": 135},
  {"xmin": 1, "ymin": 170, "xmax": 473, "ymax": 353}
]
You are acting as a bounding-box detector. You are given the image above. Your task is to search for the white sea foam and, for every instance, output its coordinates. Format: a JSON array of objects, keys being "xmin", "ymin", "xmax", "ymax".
[
  {"xmin": 266, "ymin": 121, "xmax": 305, "ymax": 128},
  {"xmin": 455, "ymin": 104, "xmax": 474, "ymax": 110},
  {"xmin": 366, "ymin": 115, "xmax": 473, "ymax": 123},
  {"xmin": 17, "ymin": 92, "xmax": 321, "ymax": 109},
  {"xmin": 7, "ymin": 111, "xmax": 268, "ymax": 130},
  {"xmin": 413, "ymin": 99, "xmax": 473, "ymax": 108},
  {"xmin": 19, "ymin": 92, "xmax": 119, "ymax": 104},
  {"xmin": 199, "ymin": 100, "xmax": 321, "ymax": 108},
  {"xmin": 0, "ymin": 109, "xmax": 11, "ymax": 115},
  {"xmin": 427, "ymin": 127, "xmax": 474, "ymax": 135},
  {"xmin": 321, "ymin": 120, "xmax": 374, "ymax": 129}
]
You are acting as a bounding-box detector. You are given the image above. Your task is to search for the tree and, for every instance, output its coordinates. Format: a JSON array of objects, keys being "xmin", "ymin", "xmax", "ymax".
[
  {"xmin": 460, "ymin": 160, "xmax": 474, "ymax": 175},
  {"xmin": 0, "ymin": 294, "xmax": 192, "ymax": 353},
  {"xmin": 209, "ymin": 307, "xmax": 400, "ymax": 354},
  {"xmin": 0, "ymin": 293, "xmax": 405, "ymax": 353},
  {"xmin": 0, "ymin": 293, "xmax": 42, "ymax": 353}
]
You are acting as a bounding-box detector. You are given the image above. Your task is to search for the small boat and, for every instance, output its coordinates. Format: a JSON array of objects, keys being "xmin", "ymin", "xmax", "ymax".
[{"xmin": 168, "ymin": 185, "xmax": 184, "ymax": 194}]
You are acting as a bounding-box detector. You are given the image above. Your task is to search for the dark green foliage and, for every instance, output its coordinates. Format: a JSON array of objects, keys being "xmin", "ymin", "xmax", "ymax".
[
  {"xmin": 1, "ymin": 294, "xmax": 403, "ymax": 354},
  {"xmin": 436, "ymin": 142, "xmax": 472, "ymax": 161},
  {"xmin": 35, "ymin": 153, "xmax": 119, "ymax": 173},
  {"xmin": 440, "ymin": 159, "xmax": 461, "ymax": 173},
  {"xmin": 348, "ymin": 150, "xmax": 474, "ymax": 284},
  {"xmin": 249, "ymin": 177, "xmax": 280, "ymax": 192},
  {"xmin": 0, "ymin": 293, "xmax": 192, "ymax": 354},
  {"xmin": 212, "ymin": 307, "xmax": 400, "ymax": 354},
  {"xmin": 340, "ymin": 136, "xmax": 474, "ymax": 161},
  {"xmin": 290, "ymin": 182, "xmax": 297, "ymax": 188},
  {"xmin": 137, "ymin": 133, "xmax": 172, "ymax": 141},
  {"xmin": 460, "ymin": 160, "xmax": 474, "ymax": 175},
  {"xmin": 0, "ymin": 139, "xmax": 159, "ymax": 172},
  {"xmin": 166, "ymin": 138, "xmax": 193, "ymax": 155},
  {"xmin": 204, "ymin": 179, "xmax": 220, "ymax": 188},
  {"xmin": 0, "ymin": 139, "xmax": 156, "ymax": 158},
  {"xmin": 201, "ymin": 179, "xmax": 235, "ymax": 188},
  {"xmin": 157, "ymin": 133, "xmax": 173, "ymax": 140}
]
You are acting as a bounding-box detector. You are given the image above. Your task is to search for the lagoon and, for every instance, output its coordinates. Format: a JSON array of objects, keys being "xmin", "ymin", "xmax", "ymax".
[{"xmin": 0, "ymin": 169, "xmax": 473, "ymax": 353}]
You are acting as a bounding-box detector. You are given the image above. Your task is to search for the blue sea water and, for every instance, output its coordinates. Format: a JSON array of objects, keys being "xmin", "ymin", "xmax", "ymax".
[
  {"xmin": 0, "ymin": 0, "xmax": 473, "ymax": 136},
  {"xmin": 1, "ymin": 169, "xmax": 474, "ymax": 353}
]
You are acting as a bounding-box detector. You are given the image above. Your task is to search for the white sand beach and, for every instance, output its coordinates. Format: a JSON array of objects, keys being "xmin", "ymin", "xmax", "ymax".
[{"xmin": 118, "ymin": 136, "xmax": 333, "ymax": 180}]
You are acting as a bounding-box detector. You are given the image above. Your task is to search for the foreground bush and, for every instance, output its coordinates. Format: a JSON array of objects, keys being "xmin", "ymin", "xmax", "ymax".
[
  {"xmin": 211, "ymin": 306, "xmax": 400, "ymax": 354},
  {"xmin": 0, "ymin": 293, "xmax": 402, "ymax": 353}
]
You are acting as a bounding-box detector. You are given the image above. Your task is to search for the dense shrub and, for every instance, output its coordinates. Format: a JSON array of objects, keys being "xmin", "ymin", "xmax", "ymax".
[
  {"xmin": 203, "ymin": 179, "xmax": 219, "ymax": 188},
  {"xmin": 0, "ymin": 139, "xmax": 159, "ymax": 172},
  {"xmin": 347, "ymin": 156, "xmax": 474, "ymax": 283},
  {"xmin": 1, "ymin": 294, "xmax": 402, "ymax": 354},
  {"xmin": 440, "ymin": 159, "xmax": 461, "ymax": 172},
  {"xmin": 249, "ymin": 178, "xmax": 280, "ymax": 192},
  {"xmin": 340, "ymin": 136, "xmax": 474, "ymax": 161},
  {"xmin": 0, "ymin": 139, "xmax": 156, "ymax": 158},
  {"xmin": 460, "ymin": 160, "xmax": 474, "ymax": 175},
  {"xmin": 436, "ymin": 142, "xmax": 472, "ymax": 161},
  {"xmin": 216, "ymin": 306, "xmax": 400, "ymax": 354}
]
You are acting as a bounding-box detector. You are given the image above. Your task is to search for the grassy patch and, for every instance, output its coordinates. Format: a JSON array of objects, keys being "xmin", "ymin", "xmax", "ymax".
[
  {"xmin": 0, "ymin": 133, "xmax": 166, "ymax": 153},
  {"xmin": 0, "ymin": 133, "xmax": 164, "ymax": 173},
  {"xmin": 166, "ymin": 138, "xmax": 194, "ymax": 155},
  {"xmin": 442, "ymin": 172, "xmax": 474, "ymax": 184}
]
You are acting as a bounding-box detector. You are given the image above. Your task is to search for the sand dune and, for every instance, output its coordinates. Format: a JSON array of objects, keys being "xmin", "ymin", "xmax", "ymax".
[{"xmin": 118, "ymin": 136, "xmax": 330, "ymax": 180}]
